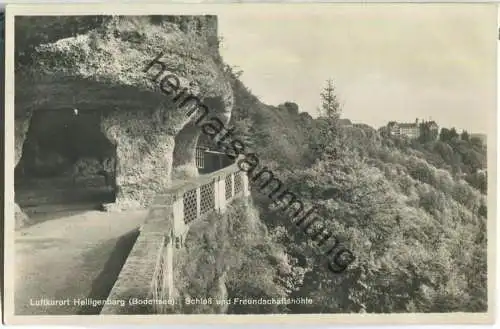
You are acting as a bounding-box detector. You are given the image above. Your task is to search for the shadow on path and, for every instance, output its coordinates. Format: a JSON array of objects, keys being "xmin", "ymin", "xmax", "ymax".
[{"xmin": 77, "ymin": 228, "xmax": 140, "ymax": 315}]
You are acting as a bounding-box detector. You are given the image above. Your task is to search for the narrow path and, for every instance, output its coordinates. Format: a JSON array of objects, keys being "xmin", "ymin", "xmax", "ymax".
[
  {"xmin": 14, "ymin": 208, "xmax": 148, "ymax": 315},
  {"xmin": 14, "ymin": 172, "xmax": 216, "ymax": 315}
]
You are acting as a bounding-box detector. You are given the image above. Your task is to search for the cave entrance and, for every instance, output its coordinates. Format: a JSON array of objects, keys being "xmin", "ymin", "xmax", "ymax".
[
  {"xmin": 171, "ymin": 96, "xmax": 234, "ymax": 181},
  {"xmin": 196, "ymin": 133, "xmax": 233, "ymax": 174},
  {"xmin": 15, "ymin": 108, "xmax": 117, "ymax": 218}
]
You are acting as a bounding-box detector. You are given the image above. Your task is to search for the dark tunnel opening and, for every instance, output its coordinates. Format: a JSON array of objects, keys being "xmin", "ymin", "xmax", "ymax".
[{"xmin": 15, "ymin": 108, "xmax": 118, "ymax": 219}]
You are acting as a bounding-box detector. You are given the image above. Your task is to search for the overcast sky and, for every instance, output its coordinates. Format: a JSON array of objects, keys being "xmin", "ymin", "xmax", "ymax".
[{"xmin": 218, "ymin": 4, "xmax": 497, "ymax": 134}]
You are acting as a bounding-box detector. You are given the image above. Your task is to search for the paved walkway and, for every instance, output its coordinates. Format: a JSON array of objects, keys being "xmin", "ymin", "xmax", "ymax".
[
  {"xmin": 13, "ymin": 173, "xmax": 213, "ymax": 315},
  {"xmin": 14, "ymin": 208, "xmax": 148, "ymax": 315}
]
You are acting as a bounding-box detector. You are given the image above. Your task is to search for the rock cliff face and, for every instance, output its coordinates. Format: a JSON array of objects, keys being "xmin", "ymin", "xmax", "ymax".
[
  {"xmin": 15, "ymin": 15, "xmax": 233, "ymax": 211},
  {"xmin": 14, "ymin": 117, "xmax": 31, "ymax": 227}
]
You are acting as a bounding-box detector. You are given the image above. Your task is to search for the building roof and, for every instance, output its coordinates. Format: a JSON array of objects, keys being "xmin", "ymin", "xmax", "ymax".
[
  {"xmin": 388, "ymin": 120, "xmax": 438, "ymax": 129},
  {"xmin": 398, "ymin": 123, "xmax": 418, "ymax": 129}
]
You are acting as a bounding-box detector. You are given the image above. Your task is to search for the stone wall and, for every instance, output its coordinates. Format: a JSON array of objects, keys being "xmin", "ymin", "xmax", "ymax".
[
  {"xmin": 100, "ymin": 164, "xmax": 250, "ymax": 314},
  {"xmin": 99, "ymin": 220, "xmax": 170, "ymax": 314}
]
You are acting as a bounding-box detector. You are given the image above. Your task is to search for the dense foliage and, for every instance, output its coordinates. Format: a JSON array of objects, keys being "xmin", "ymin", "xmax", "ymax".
[
  {"xmin": 174, "ymin": 198, "xmax": 305, "ymax": 314},
  {"xmin": 224, "ymin": 66, "xmax": 488, "ymax": 313}
]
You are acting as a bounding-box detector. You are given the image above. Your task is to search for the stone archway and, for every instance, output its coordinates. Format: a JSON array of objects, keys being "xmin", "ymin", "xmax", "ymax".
[
  {"xmin": 171, "ymin": 120, "xmax": 201, "ymax": 180},
  {"xmin": 171, "ymin": 96, "xmax": 229, "ymax": 180},
  {"xmin": 15, "ymin": 15, "xmax": 234, "ymax": 212}
]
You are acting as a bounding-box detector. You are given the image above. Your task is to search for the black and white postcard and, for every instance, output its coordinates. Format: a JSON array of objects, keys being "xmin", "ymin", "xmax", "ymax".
[{"xmin": 3, "ymin": 3, "xmax": 497, "ymax": 325}]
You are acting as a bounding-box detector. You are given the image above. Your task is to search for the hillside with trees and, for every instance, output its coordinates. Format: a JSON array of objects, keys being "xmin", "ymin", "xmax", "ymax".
[
  {"xmin": 10, "ymin": 14, "xmax": 488, "ymax": 317},
  {"xmin": 222, "ymin": 65, "xmax": 488, "ymax": 313}
]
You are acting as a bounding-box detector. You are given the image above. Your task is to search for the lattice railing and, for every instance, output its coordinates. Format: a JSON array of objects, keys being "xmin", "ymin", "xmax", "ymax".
[
  {"xmin": 234, "ymin": 171, "xmax": 243, "ymax": 195},
  {"xmin": 177, "ymin": 164, "xmax": 248, "ymax": 230},
  {"xmin": 100, "ymin": 163, "xmax": 250, "ymax": 315},
  {"xmin": 200, "ymin": 181, "xmax": 215, "ymax": 215},
  {"xmin": 225, "ymin": 174, "xmax": 233, "ymax": 200},
  {"xmin": 183, "ymin": 189, "xmax": 197, "ymax": 224}
]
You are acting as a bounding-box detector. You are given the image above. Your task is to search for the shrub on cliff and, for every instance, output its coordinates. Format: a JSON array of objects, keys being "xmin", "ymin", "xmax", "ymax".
[
  {"xmin": 226, "ymin": 68, "xmax": 313, "ymax": 169},
  {"xmin": 173, "ymin": 198, "xmax": 305, "ymax": 314}
]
